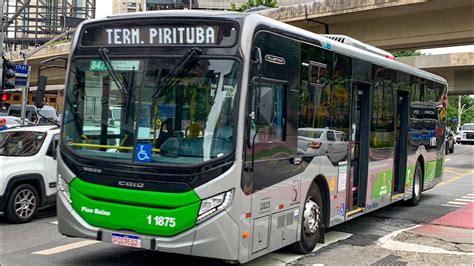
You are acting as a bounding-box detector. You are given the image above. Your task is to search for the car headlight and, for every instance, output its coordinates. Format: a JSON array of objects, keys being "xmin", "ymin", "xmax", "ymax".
[
  {"xmin": 58, "ymin": 175, "xmax": 72, "ymax": 203},
  {"xmin": 197, "ymin": 190, "xmax": 233, "ymax": 223}
]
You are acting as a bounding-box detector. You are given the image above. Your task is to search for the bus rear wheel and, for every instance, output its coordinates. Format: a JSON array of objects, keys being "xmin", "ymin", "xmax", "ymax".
[
  {"xmin": 408, "ymin": 162, "xmax": 423, "ymax": 206},
  {"xmin": 290, "ymin": 183, "xmax": 323, "ymax": 254}
]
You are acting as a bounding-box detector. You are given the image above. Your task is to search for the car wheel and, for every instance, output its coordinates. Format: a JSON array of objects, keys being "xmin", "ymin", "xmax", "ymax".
[
  {"xmin": 5, "ymin": 184, "xmax": 40, "ymax": 223},
  {"xmin": 289, "ymin": 183, "xmax": 323, "ymax": 254},
  {"xmin": 408, "ymin": 162, "xmax": 423, "ymax": 206}
]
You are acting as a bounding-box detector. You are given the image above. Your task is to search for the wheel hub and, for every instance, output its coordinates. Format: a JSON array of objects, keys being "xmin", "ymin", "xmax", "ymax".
[
  {"xmin": 14, "ymin": 189, "xmax": 36, "ymax": 219},
  {"xmin": 303, "ymin": 198, "xmax": 320, "ymax": 234}
]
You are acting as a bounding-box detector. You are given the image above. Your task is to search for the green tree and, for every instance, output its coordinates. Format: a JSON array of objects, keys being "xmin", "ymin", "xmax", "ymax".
[
  {"xmin": 447, "ymin": 95, "xmax": 474, "ymax": 131},
  {"xmin": 230, "ymin": 0, "xmax": 278, "ymax": 12},
  {"xmin": 392, "ymin": 50, "xmax": 422, "ymax": 57}
]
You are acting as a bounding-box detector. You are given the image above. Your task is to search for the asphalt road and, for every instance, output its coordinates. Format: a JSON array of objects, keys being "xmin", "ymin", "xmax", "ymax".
[{"xmin": 1, "ymin": 145, "xmax": 473, "ymax": 265}]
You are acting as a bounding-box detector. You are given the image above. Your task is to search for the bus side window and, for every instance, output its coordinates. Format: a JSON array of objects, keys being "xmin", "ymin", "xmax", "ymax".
[{"xmin": 252, "ymin": 81, "xmax": 286, "ymax": 144}]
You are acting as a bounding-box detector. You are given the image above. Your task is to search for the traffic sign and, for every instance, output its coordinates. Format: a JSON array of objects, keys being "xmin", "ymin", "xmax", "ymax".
[
  {"xmin": 15, "ymin": 64, "xmax": 29, "ymax": 75},
  {"xmin": 15, "ymin": 76, "xmax": 28, "ymax": 87},
  {"xmin": 14, "ymin": 64, "xmax": 30, "ymax": 87}
]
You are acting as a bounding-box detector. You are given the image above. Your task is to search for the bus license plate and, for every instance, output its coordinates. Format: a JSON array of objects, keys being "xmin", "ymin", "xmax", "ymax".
[{"xmin": 111, "ymin": 233, "xmax": 141, "ymax": 248}]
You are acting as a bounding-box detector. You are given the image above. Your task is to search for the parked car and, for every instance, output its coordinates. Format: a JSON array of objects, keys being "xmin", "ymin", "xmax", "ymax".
[
  {"xmin": 0, "ymin": 125, "xmax": 60, "ymax": 223},
  {"xmin": 459, "ymin": 123, "xmax": 474, "ymax": 145},
  {"xmin": 0, "ymin": 116, "xmax": 32, "ymax": 128},
  {"xmin": 37, "ymin": 106, "xmax": 60, "ymax": 125},
  {"xmin": 445, "ymin": 127, "xmax": 455, "ymax": 154},
  {"xmin": 7, "ymin": 105, "xmax": 40, "ymax": 123},
  {"xmin": 297, "ymin": 127, "xmax": 348, "ymax": 164}
]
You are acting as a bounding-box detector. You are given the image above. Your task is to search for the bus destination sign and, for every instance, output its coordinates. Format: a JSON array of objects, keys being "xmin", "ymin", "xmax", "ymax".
[
  {"xmin": 81, "ymin": 22, "xmax": 238, "ymax": 47},
  {"xmin": 106, "ymin": 26, "xmax": 217, "ymax": 45}
]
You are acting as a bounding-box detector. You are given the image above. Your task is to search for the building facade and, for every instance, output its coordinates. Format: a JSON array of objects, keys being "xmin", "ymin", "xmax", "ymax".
[
  {"xmin": 112, "ymin": 0, "xmax": 145, "ymax": 14},
  {"xmin": 3, "ymin": 0, "xmax": 96, "ymax": 51},
  {"xmin": 146, "ymin": 0, "xmax": 318, "ymax": 10}
]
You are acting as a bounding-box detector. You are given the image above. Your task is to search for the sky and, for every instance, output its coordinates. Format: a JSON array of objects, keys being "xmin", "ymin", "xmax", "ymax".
[{"xmin": 96, "ymin": 0, "xmax": 113, "ymax": 18}]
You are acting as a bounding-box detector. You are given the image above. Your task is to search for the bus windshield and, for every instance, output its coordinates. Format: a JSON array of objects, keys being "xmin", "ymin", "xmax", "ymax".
[{"xmin": 63, "ymin": 57, "xmax": 240, "ymax": 165}]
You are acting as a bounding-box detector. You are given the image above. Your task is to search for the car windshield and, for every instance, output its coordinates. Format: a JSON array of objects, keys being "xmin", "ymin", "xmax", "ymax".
[
  {"xmin": 63, "ymin": 57, "xmax": 240, "ymax": 165},
  {"xmin": 462, "ymin": 125, "xmax": 474, "ymax": 131},
  {"xmin": 298, "ymin": 129, "xmax": 323, "ymax": 139},
  {"xmin": 0, "ymin": 131, "xmax": 46, "ymax": 156},
  {"xmin": 39, "ymin": 108, "xmax": 57, "ymax": 118}
]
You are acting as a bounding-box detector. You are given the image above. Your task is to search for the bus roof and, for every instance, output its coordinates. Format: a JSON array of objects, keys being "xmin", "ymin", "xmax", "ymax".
[{"xmin": 78, "ymin": 10, "xmax": 447, "ymax": 86}]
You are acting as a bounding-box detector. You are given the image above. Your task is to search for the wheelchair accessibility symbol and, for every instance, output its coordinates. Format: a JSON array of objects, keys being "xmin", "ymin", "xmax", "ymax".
[{"xmin": 135, "ymin": 144, "xmax": 152, "ymax": 162}]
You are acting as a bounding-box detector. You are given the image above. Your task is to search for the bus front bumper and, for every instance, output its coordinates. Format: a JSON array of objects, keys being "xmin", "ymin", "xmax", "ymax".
[{"xmin": 57, "ymin": 192, "xmax": 240, "ymax": 260}]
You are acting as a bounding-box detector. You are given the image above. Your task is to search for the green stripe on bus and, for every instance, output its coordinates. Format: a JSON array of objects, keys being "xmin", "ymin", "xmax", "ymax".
[
  {"xmin": 425, "ymin": 161, "xmax": 437, "ymax": 182},
  {"xmin": 372, "ymin": 170, "xmax": 393, "ymax": 199},
  {"xmin": 71, "ymin": 178, "xmax": 200, "ymax": 208},
  {"xmin": 70, "ymin": 178, "xmax": 201, "ymax": 236},
  {"xmin": 405, "ymin": 165, "xmax": 416, "ymax": 189}
]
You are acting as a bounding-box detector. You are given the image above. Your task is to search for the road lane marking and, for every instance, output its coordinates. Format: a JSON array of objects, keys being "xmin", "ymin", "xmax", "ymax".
[
  {"xmin": 462, "ymin": 196, "xmax": 474, "ymax": 199},
  {"xmin": 32, "ymin": 240, "xmax": 99, "ymax": 255},
  {"xmin": 445, "ymin": 158, "xmax": 452, "ymax": 161},
  {"xmin": 441, "ymin": 204, "xmax": 462, "ymax": 208},
  {"xmin": 468, "ymin": 194, "xmax": 474, "ymax": 196},
  {"xmin": 447, "ymin": 201, "xmax": 467, "ymax": 205},
  {"xmin": 50, "ymin": 221, "xmax": 58, "ymax": 225},
  {"xmin": 455, "ymin": 198, "xmax": 474, "ymax": 202},
  {"xmin": 437, "ymin": 169, "xmax": 474, "ymax": 187},
  {"xmin": 249, "ymin": 231, "xmax": 351, "ymax": 265},
  {"xmin": 444, "ymin": 169, "xmax": 466, "ymax": 176}
]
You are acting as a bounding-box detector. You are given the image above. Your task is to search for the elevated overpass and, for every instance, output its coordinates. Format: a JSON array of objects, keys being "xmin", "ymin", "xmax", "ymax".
[
  {"xmin": 7, "ymin": 0, "xmax": 474, "ymax": 95},
  {"xmin": 259, "ymin": 0, "xmax": 474, "ymax": 50}
]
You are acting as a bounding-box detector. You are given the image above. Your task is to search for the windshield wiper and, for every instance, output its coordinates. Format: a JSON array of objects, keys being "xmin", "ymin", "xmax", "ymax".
[
  {"xmin": 152, "ymin": 47, "xmax": 202, "ymax": 98},
  {"xmin": 98, "ymin": 47, "xmax": 130, "ymax": 95}
]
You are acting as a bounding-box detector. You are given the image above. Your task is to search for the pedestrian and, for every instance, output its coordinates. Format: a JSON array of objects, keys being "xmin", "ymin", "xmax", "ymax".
[{"xmin": 0, "ymin": 118, "xmax": 8, "ymax": 131}]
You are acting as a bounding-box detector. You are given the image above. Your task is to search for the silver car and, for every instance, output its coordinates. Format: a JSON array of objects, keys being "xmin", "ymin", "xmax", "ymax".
[{"xmin": 297, "ymin": 127, "xmax": 348, "ymax": 164}]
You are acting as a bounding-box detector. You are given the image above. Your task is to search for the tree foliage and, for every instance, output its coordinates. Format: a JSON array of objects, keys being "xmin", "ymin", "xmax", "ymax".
[
  {"xmin": 447, "ymin": 95, "xmax": 474, "ymax": 131},
  {"xmin": 392, "ymin": 50, "xmax": 422, "ymax": 57},
  {"xmin": 230, "ymin": 0, "xmax": 278, "ymax": 12}
]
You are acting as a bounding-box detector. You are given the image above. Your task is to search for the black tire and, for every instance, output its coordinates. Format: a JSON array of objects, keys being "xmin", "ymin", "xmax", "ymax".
[
  {"xmin": 5, "ymin": 184, "xmax": 40, "ymax": 223},
  {"xmin": 289, "ymin": 183, "xmax": 324, "ymax": 254},
  {"xmin": 408, "ymin": 162, "xmax": 423, "ymax": 206}
]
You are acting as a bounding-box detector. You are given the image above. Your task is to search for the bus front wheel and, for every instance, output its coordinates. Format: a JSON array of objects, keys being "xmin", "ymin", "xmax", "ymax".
[{"xmin": 290, "ymin": 183, "xmax": 323, "ymax": 254}]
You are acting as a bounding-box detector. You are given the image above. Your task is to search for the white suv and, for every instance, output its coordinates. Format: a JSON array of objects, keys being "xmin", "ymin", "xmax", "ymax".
[
  {"xmin": 459, "ymin": 123, "xmax": 474, "ymax": 145},
  {"xmin": 0, "ymin": 125, "xmax": 60, "ymax": 223}
]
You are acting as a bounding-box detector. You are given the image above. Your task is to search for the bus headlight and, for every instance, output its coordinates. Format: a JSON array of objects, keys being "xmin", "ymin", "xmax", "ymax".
[
  {"xmin": 58, "ymin": 175, "xmax": 72, "ymax": 204},
  {"xmin": 197, "ymin": 190, "xmax": 233, "ymax": 223}
]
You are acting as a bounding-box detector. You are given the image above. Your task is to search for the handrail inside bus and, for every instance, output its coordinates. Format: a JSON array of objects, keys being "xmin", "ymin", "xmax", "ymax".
[{"xmin": 70, "ymin": 143, "xmax": 160, "ymax": 153}]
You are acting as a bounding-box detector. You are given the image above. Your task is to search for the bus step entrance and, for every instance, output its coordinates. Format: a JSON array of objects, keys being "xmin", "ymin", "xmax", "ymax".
[
  {"xmin": 346, "ymin": 207, "xmax": 364, "ymax": 219},
  {"xmin": 391, "ymin": 192, "xmax": 405, "ymax": 202}
]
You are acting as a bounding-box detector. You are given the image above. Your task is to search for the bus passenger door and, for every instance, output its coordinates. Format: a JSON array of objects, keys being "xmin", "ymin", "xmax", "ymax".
[
  {"xmin": 348, "ymin": 83, "xmax": 371, "ymax": 213},
  {"xmin": 393, "ymin": 91, "xmax": 409, "ymax": 194}
]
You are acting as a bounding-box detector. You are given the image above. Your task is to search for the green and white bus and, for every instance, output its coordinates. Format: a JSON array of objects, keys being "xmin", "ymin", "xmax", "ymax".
[{"xmin": 57, "ymin": 10, "xmax": 448, "ymax": 263}]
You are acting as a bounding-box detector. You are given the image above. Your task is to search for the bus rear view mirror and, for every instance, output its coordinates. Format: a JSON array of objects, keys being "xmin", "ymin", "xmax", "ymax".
[
  {"xmin": 35, "ymin": 75, "xmax": 47, "ymax": 108},
  {"xmin": 255, "ymin": 86, "xmax": 274, "ymax": 125}
]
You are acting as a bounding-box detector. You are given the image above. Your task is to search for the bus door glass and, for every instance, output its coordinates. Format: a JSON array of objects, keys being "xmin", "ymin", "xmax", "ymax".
[
  {"xmin": 394, "ymin": 90, "xmax": 409, "ymax": 194},
  {"xmin": 349, "ymin": 83, "xmax": 371, "ymax": 210}
]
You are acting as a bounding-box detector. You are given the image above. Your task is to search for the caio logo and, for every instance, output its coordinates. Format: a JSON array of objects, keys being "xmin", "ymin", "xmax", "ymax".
[{"xmin": 118, "ymin": 181, "xmax": 145, "ymax": 188}]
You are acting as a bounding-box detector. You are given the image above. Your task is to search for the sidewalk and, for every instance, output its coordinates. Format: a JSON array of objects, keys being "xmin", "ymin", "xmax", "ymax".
[{"xmin": 392, "ymin": 202, "xmax": 474, "ymax": 253}]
